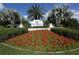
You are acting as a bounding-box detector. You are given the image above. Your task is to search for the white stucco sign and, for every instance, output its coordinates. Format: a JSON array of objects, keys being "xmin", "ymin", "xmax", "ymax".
[{"xmin": 30, "ymin": 20, "xmax": 43, "ymax": 27}]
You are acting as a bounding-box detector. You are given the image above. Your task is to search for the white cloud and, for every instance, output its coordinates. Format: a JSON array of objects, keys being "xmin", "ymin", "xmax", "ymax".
[
  {"xmin": 0, "ymin": 3, "xmax": 5, "ymax": 10},
  {"xmin": 24, "ymin": 15, "xmax": 28, "ymax": 21},
  {"xmin": 43, "ymin": 11, "xmax": 51, "ymax": 20},
  {"xmin": 24, "ymin": 15, "xmax": 28, "ymax": 19},
  {"xmin": 24, "ymin": 15, "xmax": 30, "ymax": 22},
  {"xmin": 72, "ymin": 12, "xmax": 79, "ymax": 19},
  {"xmin": 70, "ymin": 9, "xmax": 75, "ymax": 13},
  {"xmin": 54, "ymin": 4, "xmax": 62, "ymax": 8},
  {"xmin": 70, "ymin": 9, "xmax": 79, "ymax": 21}
]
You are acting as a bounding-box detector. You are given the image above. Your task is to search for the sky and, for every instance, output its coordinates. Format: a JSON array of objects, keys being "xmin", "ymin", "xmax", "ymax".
[
  {"xmin": 0, "ymin": 3, "xmax": 79, "ymax": 21},
  {"xmin": 3, "ymin": 3, "xmax": 54, "ymax": 16}
]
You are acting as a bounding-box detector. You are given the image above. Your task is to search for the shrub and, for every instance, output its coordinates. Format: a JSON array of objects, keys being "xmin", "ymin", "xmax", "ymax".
[
  {"xmin": 51, "ymin": 27, "xmax": 79, "ymax": 40},
  {"xmin": 61, "ymin": 18, "xmax": 79, "ymax": 29},
  {"xmin": 0, "ymin": 28, "xmax": 28, "ymax": 42}
]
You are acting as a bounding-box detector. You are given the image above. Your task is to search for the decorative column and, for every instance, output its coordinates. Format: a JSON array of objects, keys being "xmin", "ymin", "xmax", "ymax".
[
  {"xmin": 19, "ymin": 22, "xmax": 24, "ymax": 28},
  {"xmin": 49, "ymin": 23, "xmax": 54, "ymax": 28}
]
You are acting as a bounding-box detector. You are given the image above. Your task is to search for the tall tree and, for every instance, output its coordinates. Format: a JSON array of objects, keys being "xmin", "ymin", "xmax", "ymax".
[
  {"xmin": 48, "ymin": 4, "xmax": 73, "ymax": 27},
  {"xmin": 47, "ymin": 9, "xmax": 56, "ymax": 26},
  {"xmin": 0, "ymin": 12, "xmax": 9, "ymax": 27},
  {"xmin": 62, "ymin": 4, "xmax": 73, "ymax": 21},
  {"xmin": 27, "ymin": 4, "xmax": 45, "ymax": 21},
  {"xmin": 2, "ymin": 9, "xmax": 21, "ymax": 28}
]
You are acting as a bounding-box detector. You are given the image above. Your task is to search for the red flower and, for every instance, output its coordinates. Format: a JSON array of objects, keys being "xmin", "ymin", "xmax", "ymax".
[{"xmin": 6, "ymin": 30, "xmax": 76, "ymax": 52}]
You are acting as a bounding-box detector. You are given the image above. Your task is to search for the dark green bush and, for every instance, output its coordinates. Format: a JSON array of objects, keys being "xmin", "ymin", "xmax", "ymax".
[
  {"xmin": 61, "ymin": 18, "xmax": 79, "ymax": 29},
  {"xmin": 51, "ymin": 28, "xmax": 79, "ymax": 39},
  {"xmin": 0, "ymin": 28, "xmax": 28, "ymax": 42}
]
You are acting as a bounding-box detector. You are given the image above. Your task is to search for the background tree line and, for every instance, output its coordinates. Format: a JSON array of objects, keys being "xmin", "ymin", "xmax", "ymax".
[
  {"xmin": 47, "ymin": 4, "xmax": 79, "ymax": 29},
  {"xmin": 0, "ymin": 4, "xmax": 79, "ymax": 29}
]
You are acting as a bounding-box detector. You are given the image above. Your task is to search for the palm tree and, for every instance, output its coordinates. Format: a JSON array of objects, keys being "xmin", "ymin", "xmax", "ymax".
[
  {"xmin": 27, "ymin": 4, "xmax": 45, "ymax": 21},
  {"xmin": 48, "ymin": 4, "xmax": 73, "ymax": 27},
  {"xmin": 54, "ymin": 8, "xmax": 62, "ymax": 26},
  {"xmin": 48, "ymin": 8, "xmax": 62, "ymax": 26},
  {"xmin": 47, "ymin": 9, "xmax": 56, "ymax": 26},
  {"xmin": 62, "ymin": 5, "xmax": 73, "ymax": 21}
]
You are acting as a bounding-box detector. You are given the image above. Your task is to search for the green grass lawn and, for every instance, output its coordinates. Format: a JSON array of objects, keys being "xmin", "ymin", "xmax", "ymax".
[
  {"xmin": 0, "ymin": 43, "xmax": 40, "ymax": 55},
  {"xmin": 0, "ymin": 43, "xmax": 79, "ymax": 55}
]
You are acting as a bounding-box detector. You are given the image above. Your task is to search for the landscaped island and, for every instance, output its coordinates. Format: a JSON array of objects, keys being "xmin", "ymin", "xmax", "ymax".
[
  {"xmin": 0, "ymin": 3, "xmax": 79, "ymax": 55},
  {"xmin": 4, "ymin": 28, "xmax": 79, "ymax": 52}
]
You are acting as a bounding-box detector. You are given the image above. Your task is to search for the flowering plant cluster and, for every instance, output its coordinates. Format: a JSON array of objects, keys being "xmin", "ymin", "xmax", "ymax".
[{"xmin": 5, "ymin": 30, "xmax": 79, "ymax": 52}]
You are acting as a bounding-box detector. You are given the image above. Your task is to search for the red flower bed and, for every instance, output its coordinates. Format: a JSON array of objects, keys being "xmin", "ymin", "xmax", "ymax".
[{"xmin": 5, "ymin": 30, "xmax": 79, "ymax": 52}]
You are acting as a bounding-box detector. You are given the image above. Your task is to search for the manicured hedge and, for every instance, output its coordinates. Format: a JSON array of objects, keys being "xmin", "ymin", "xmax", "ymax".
[
  {"xmin": 0, "ymin": 28, "xmax": 28, "ymax": 42},
  {"xmin": 51, "ymin": 27, "xmax": 79, "ymax": 40}
]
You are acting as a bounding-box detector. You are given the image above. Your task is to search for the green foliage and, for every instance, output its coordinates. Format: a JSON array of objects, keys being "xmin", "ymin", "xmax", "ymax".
[
  {"xmin": 43, "ymin": 20, "xmax": 50, "ymax": 28},
  {"xmin": 61, "ymin": 18, "xmax": 79, "ymax": 29},
  {"xmin": 0, "ymin": 21, "xmax": 10, "ymax": 27},
  {"xmin": 51, "ymin": 28, "xmax": 79, "ymax": 39},
  {"xmin": 0, "ymin": 9, "xmax": 21, "ymax": 28},
  {"xmin": 21, "ymin": 18, "xmax": 31, "ymax": 28},
  {"xmin": 0, "ymin": 28, "xmax": 28, "ymax": 42},
  {"xmin": 47, "ymin": 4, "xmax": 73, "ymax": 27},
  {"xmin": 27, "ymin": 4, "xmax": 45, "ymax": 20}
]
